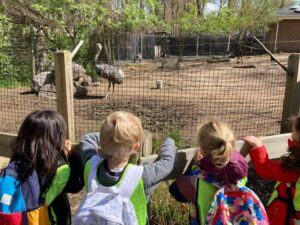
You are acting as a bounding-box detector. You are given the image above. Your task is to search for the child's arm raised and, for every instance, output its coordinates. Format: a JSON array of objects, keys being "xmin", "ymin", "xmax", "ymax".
[
  {"xmin": 242, "ymin": 135, "xmax": 299, "ymax": 183},
  {"xmin": 80, "ymin": 132, "xmax": 100, "ymax": 165},
  {"xmin": 142, "ymin": 138, "xmax": 177, "ymax": 198}
]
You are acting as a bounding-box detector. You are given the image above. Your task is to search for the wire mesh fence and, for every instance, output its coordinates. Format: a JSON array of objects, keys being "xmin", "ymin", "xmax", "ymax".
[
  {"xmin": 0, "ymin": 45, "xmax": 287, "ymax": 151},
  {"xmin": 72, "ymin": 58, "xmax": 286, "ymax": 149}
]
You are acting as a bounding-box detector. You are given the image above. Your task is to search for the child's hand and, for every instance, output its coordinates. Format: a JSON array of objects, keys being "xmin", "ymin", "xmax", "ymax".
[
  {"xmin": 240, "ymin": 136, "xmax": 263, "ymax": 148},
  {"xmin": 64, "ymin": 139, "xmax": 72, "ymax": 155},
  {"xmin": 291, "ymin": 129, "xmax": 300, "ymax": 143}
]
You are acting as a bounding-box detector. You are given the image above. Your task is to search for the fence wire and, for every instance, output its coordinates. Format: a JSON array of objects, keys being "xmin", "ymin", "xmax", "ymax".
[
  {"xmin": 0, "ymin": 51, "xmax": 287, "ymax": 150},
  {"xmin": 72, "ymin": 60, "xmax": 286, "ymax": 149}
]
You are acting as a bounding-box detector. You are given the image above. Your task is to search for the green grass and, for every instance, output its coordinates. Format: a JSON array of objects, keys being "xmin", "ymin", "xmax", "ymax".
[
  {"xmin": 148, "ymin": 181, "xmax": 190, "ymax": 225},
  {"xmin": 152, "ymin": 128, "xmax": 188, "ymax": 154},
  {"xmin": 0, "ymin": 79, "xmax": 27, "ymax": 88},
  {"xmin": 149, "ymin": 129, "xmax": 191, "ymax": 224}
]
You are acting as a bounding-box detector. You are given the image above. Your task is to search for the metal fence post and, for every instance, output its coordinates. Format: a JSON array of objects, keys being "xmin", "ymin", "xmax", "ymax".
[
  {"xmin": 281, "ymin": 54, "xmax": 300, "ymax": 133},
  {"xmin": 54, "ymin": 50, "xmax": 75, "ymax": 141}
]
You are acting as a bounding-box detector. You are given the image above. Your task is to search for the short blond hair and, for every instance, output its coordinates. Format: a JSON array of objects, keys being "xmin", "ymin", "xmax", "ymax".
[
  {"xmin": 100, "ymin": 111, "xmax": 143, "ymax": 161},
  {"xmin": 197, "ymin": 120, "xmax": 235, "ymax": 168}
]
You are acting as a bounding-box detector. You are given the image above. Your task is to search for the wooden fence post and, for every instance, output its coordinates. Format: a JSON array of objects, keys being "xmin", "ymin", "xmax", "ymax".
[
  {"xmin": 281, "ymin": 54, "xmax": 300, "ymax": 133},
  {"xmin": 54, "ymin": 50, "xmax": 75, "ymax": 141},
  {"xmin": 142, "ymin": 130, "xmax": 153, "ymax": 157}
]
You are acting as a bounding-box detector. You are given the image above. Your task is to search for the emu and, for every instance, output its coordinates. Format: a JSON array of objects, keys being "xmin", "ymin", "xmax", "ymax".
[{"xmin": 93, "ymin": 43, "xmax": 125, "ymax": 98}]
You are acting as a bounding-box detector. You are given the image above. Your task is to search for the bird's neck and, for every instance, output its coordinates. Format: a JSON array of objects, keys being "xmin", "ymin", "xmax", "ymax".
[{"xmin": 94, "ymin": 46, "xmax": 102, "ymax": 64}]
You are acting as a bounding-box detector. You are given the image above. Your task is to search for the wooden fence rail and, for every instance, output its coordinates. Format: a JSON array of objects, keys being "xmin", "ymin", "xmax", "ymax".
[
  {"xmin": 0, "ymin": 132, "xmax": 291, "ymax": 179},
  {"xmin": 139, "ymin": 133, "xmax": 290, "ymax": 178}
]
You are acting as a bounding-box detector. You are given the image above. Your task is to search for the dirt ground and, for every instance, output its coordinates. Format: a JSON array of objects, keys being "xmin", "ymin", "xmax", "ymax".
[
  {"xmin": 0, "ymin": 53, "xmax": 290, "ymax": 222},
  {"xmin": 0, "ymin": 53, "xmax": 288, "ymax": 148}
]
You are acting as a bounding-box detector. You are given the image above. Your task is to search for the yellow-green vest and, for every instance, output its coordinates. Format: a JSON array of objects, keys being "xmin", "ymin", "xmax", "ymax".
[
  {"xmin": 268, "ymin": 179, "xmax": 300, "ymax": 212},
  {"xmin": 84, "ymin": 157, "xmax": 147, "ymax": 225}
]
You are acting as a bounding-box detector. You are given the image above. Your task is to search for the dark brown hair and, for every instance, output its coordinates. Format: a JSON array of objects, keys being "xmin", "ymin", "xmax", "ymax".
[
  {"xmin": 10, "ymin": 110, "xmax": 67, "ymax": 181},
  {"xmin": 281, "ymin": 115, "xmax": 300, "ymax": 172}
]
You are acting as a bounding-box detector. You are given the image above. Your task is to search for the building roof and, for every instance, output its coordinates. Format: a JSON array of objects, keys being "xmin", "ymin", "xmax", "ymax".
[{"xmin": 277, "ymin": 8, "xmax": 300, "ymax": 20}]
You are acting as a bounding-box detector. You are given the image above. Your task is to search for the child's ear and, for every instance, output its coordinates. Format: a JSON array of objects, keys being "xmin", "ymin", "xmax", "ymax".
[
  {"xmin": 132, "ymin": 142, "xmax": 141, "ymax": 153},
  {"xmin": 194, "ymin": 147, "xmax": 205, "ymax": 161}
]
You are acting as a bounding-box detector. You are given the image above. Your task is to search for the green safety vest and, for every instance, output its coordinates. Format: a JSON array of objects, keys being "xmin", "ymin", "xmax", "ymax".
[
  {"xmin": 84, "ymin": 158, "xmax": 147, "ymax": 225},
  {"xmin": 44, "ymin": 164, "xmax": 71, "ymax": 225},
  {"xmin": 196, "ymin": 179, "xmax": 218, "ymax": 225}
]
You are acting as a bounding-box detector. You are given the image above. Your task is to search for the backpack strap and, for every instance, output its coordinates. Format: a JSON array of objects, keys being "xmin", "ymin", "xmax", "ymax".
[
  {"xmin": 118, "ymin": 165, "xmax": 144, "ymax": 198},
  {"xmin": 271, "ymin": 183, "xmax": 297, "ymax": 225},
  {"xmin": 87, "ymin": 156, "xmax": 103, "ymax": 192},
  {"xmin": 286, "ymin": 184, "xmax": 296, "ymax": 225}
]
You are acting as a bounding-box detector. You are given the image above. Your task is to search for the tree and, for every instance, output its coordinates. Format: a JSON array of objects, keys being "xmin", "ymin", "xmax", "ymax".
[
  {"xmin": 1, "ymin": 0, "xmax": 163, "ymax": 65},
  {"xmin": 0, "ymin": 4, "xmax": 11, "ymax": 55},
  {"xmin": 198, "ymin": 0, "xmax": 277, "ymax": 53}
]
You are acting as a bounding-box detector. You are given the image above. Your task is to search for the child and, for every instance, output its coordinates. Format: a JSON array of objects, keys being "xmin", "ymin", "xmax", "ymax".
[
  {"xmin": 78, "ymin": 111, "xmax": 177, "ymax": 225},
  {"xmin": 0, "ymin": 110, "xmax": 84, "ymax": 225},
  {"xmin": 169, "ymin": 120, "xmax": 267, "ymax": 225},
  {"xmin": 242, "ymin": 115, "xmax": 300, "ymax": 225}
]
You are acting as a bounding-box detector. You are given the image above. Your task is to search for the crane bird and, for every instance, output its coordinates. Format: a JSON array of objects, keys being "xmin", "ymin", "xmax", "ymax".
[{"xmin": 93, "ymin": 43, "xmax": 125, "ymax": 98}]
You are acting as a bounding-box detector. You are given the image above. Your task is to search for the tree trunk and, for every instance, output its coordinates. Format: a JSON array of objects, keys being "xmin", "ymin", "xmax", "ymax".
[
  {"xmin": 227, "ymin": 34, "xmax": 231, "ymax": 53},
  {"xmin": 110, "ymin": 32, "xmax": 114, "ymax": 64},
  {"xmin": 30, "ymin": 25, "xmax": 36, "ymax": 77},
  {"xmin": 196, "ymin": 33, "xmax": 199, "ymax": 56}
]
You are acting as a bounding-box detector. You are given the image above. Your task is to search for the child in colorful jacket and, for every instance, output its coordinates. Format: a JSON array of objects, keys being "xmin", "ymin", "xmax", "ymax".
[
  {"xmin": 242, "ymin": 115, "xmax": 300, "ymax": 225},
  {"xmin": 0, "ymin": 110, "xmax": 84, "ymax": 225},
  {"xmin": 169, "ymin": 119, "xmax": 267, "ymax": 225}
]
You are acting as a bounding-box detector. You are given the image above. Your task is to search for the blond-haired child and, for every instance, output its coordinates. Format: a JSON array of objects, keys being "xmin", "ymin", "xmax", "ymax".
[
  {"xmin": 169, "ymin": 120, "xmax": 267, "ymax": 225},
  {"xmin": 79, "ymin": 111, "xmax": 177, "ymax": 225}
]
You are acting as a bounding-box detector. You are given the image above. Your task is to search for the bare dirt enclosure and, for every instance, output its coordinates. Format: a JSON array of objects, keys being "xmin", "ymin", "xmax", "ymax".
[
  {"xmin": 0, "ymin": 54, "xmax": 287, "ymax": 147},
  {"xmin": 0, "ymin": 54, "xmax": 289, "ymax": 224}
]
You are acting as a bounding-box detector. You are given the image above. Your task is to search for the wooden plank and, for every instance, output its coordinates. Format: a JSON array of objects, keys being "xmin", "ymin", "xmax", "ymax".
[
  {"xmin": 281, "ymin": 54, "xmax": 300, "ymax": 133},
  {"xmin": 0, "ymin": 133, "xmax": 291, "ymax": 178},
  {"xmin": 0, "ymin": 132, "xmax": 16, "ymax": 157},
  {"xmin": 139, "ymin": 133, "xmax": 291, "ymax": 179},
  {"xmin": 141, "ymin": 130, "xmax": 153, "ymax": 156},
  {"xmin": 54, "ymin": 50, "xmax": 75, "ymax": 141}
]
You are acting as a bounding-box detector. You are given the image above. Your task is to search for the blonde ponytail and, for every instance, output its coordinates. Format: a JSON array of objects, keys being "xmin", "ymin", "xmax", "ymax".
[{"xmin": 197, "ymin": 120, "xmax": 235, "ymax": 168}]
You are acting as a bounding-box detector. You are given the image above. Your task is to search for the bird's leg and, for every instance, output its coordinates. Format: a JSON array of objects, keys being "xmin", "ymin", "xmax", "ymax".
[
  {"xmin": 111, "ymin": 82, "xmax": 116, "ymax": 100},
  {"xmin": 105, "ymin": 81, "xmax": 111, "ymax": 99},
  {"xmin": 112, "ymin": 82, "xmax": 115, "ymax": 94}
]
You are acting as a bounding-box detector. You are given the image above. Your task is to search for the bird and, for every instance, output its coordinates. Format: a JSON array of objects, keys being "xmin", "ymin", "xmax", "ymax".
[
  {"xmin": 133, "ymin": 53, "xmax": 143, "ymax": 63},
  {"xmin": 93, "ymin": 43, "xmax": 125, "ymax": 98}
]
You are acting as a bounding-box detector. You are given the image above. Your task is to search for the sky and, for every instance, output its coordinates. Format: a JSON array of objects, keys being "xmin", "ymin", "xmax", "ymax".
[{"xmin": 204, "ymin": 0, "xmax": 220, "ymax": 14}]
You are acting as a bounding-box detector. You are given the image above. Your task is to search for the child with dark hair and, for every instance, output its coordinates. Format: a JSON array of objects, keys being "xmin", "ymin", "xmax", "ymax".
[
  {"xmin": 0, "ymin": 110, "xmax": 83, "ymax": 225},
  {"xmin": 242, "ymin": 115, "xmax": 300, "ymax": 225}
]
